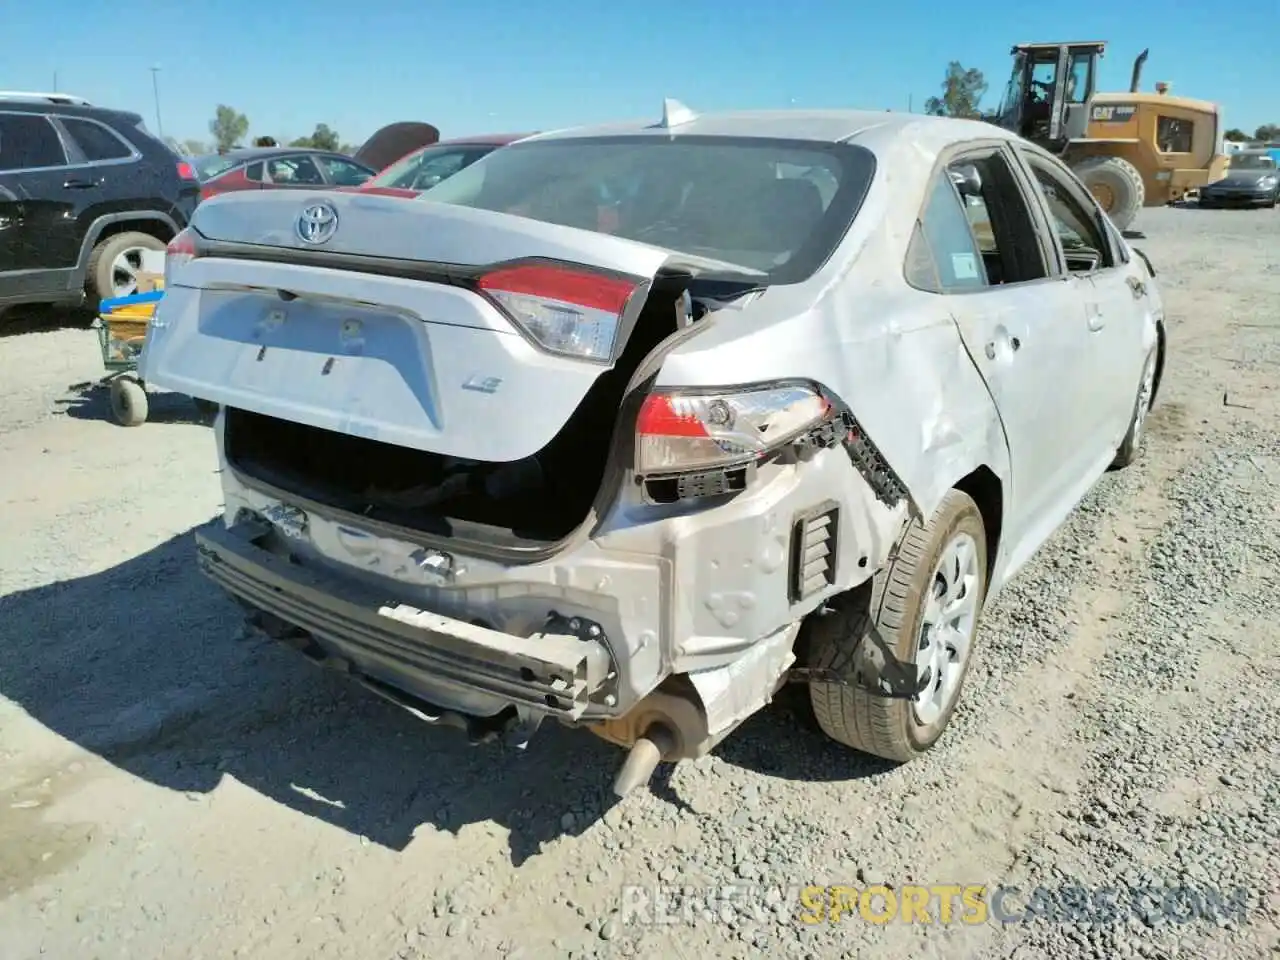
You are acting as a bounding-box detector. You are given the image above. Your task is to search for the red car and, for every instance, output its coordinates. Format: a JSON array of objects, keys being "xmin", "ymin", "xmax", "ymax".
[
  {"xmin": 351, "ymin": 133, "xmax": 534, "ymax": 198},
  {"xmin": 193, "ymin": 147, "xmax": 378, "ymax": 201}
]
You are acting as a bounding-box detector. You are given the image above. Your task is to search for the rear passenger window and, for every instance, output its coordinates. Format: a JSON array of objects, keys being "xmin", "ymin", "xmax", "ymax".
[
  {"xmin": 914, "ymin": 174, "xmax": 989, "ymax": 291},
  {"xmin": 61, "ymin": 117, "xmax": 133, "ymax": 162},
  {"xmin": 906, "ymin": 151, "xmax": 1049, "ymax": 292},
  {"xmin": 0, "ymin": 113, "xmax": 67, "ymax": 171}
]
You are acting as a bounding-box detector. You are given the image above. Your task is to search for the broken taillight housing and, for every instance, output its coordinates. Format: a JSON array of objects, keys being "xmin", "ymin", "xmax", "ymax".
[
  {"xmin": 164, "ymin": 227, "xmax": 199, "ymax": 286},
  {"xmin": 636, "ymin": 383, "xmax": 834, "ymax": 475},
  {"xmin": 476, "ymin": 263, "xmax": 642, "ymax": 362}
]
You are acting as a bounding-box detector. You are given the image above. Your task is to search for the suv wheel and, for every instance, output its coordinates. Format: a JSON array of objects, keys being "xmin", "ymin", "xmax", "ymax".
[
  {"xmin": 86, "ymin": 232, "xmax": 167, "ymax": 303},
  {"xmin": 806, "ymin": 489, "xmax": 988, "ymax": 763}
]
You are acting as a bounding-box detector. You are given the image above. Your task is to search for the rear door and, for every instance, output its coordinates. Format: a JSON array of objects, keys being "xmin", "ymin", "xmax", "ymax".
[
  {"xmin": 920, "ymin": 144, "xmax": 1102, "ymax": 557},
  {"xmin": 0, "ymin": 170, "xmax": 27, "ymax": 298}
]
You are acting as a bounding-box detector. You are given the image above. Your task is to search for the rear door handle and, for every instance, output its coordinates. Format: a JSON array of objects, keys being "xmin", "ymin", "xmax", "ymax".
[{"xmin": 63, "ymin": 178, "xmax": 98, "ymax": 189}]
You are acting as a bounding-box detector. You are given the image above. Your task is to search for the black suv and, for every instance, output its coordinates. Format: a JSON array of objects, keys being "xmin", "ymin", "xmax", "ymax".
[{"xmin": 0, "ymin": 92, "xmax": 200, "ymax": 314}]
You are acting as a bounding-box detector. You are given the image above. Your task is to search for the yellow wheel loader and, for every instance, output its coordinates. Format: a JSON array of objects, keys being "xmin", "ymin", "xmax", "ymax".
[{"xmin": 993, "ymin": 42, "xmax": 1228, "ymax": 231}]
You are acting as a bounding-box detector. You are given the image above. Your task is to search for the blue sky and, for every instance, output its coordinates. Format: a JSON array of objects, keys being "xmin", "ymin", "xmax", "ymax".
[{"xmin": 2, "ymin": 0, "xmax": 1272, "ymax": 147}]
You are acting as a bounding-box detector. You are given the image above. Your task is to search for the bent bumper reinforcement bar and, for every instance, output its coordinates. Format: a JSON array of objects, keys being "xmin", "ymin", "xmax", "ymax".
[{"xmin": 194, "ymin": 521, "xmax": 613, "ymax": 720}]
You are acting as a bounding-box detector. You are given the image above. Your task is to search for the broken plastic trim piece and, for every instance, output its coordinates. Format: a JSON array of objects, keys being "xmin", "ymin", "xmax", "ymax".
[
  {"xmin": 789, "ymin": 624, "xmax": 930, "ymax": 700},
  {"xmin": 835, "ymin": 410, "xmax": 913, "ymax": 513}
]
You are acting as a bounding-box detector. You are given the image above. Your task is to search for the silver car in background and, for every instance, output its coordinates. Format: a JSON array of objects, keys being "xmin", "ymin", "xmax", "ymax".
[
  {"xmin": 141, "ymin": 101, "xmax": 1165, "ymax": 796},
  {"xmin": 1199, "ymin": 150, "xmax": 1279, "ymax": 208}
]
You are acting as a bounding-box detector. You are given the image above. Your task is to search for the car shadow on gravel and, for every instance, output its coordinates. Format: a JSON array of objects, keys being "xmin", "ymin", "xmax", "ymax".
[
  {"xmin": 0, "ymin": 305, "xmax": 95, "ymax": 338},
  {"xmin": 55, "ymin": 382, "xmax": 215, "ymax": 428},
  {"xmin": 716, "ymin": 698, "xmax": 899, "ymax": 783},
  {"xmin": 1, "ymin": 523, "xmax": 783, "ymax": 865}
]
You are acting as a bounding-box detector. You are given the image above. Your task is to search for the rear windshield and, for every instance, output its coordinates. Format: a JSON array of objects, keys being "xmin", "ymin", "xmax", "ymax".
[
  {"xmin": 419, "ymin": 135, "xmax": 877, "ymax": 283},
  {"xmin": 194, "ymin": 154, "xmax": 240, "ymax": 181},
  {"xmin": 372, "ymin": 144, "xmax": 495, "ymax": 190}
]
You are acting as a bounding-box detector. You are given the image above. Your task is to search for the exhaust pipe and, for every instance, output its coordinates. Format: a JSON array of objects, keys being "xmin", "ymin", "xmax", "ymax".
[
  {"xmin": 612, "ymin": 722, "xmax": 677, "ymax": 797},
  {"xmin": 1130, "ymin": 49, "xmax": 1149, "ymax": 93}
]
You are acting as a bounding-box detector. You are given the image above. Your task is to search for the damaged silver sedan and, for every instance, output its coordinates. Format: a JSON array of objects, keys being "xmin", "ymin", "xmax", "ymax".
[{"xmin": 140, "ymin": 101, "xmax": 1166, "ymax": 796}]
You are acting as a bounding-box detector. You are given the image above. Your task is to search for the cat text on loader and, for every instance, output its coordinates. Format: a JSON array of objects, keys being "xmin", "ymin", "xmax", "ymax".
[{"xmin": 993, "ymin": 41, "xmax": 1227, "ymax": 231}]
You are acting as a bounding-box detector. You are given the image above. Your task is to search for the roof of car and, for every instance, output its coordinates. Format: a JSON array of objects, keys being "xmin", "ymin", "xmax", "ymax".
[
  {"xmin": 0, "ymin": 97, "xmax": 144, "ymax": 125},
  {"xmin": 516, "ymin": 108, "xmax": 1017, "ymax": 154},
  {"xmin": 199, "ymin": 146, "xmax": 355, "ymax": 163},
  {"xmin": 434, "ymin": 132, "xmax": 534, "ymax": 147}
]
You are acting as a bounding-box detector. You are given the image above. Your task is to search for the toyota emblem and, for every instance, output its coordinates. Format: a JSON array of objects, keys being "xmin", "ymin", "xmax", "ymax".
[{"xmin": 296, "ymin": 201, "xmax": 339, "ymax": 245}]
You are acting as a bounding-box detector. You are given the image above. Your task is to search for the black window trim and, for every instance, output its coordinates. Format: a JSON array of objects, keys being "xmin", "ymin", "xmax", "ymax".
[
  {"xmin": 902, "ymin": 138, "xmax": 1062, "ymax": 296},
  {"xmin": 50, "ymin": 114, "xmax": 141, "ymax": 169},
  {"xmin": 0, "ymin": 110, "xmax": 74, "ymax": 174}
]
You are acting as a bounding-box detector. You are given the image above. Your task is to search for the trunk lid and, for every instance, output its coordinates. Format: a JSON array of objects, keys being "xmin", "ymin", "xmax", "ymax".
[
  {"xmin": 353, "ymin": 121, "xmax": 441, "ymax": 172},
  {"xmin": 141, "ymin": 191, "xmax": 678, "ymax": 463}
]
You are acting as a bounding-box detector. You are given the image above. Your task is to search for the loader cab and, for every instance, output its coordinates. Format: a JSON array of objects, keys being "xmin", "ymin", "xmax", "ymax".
[{"xmin": 995, "ymin": 42, "xmax": 1104, "ymax": 149}]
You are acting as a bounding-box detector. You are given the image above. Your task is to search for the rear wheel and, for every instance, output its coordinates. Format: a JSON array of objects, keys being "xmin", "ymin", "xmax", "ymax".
[
  {"xmin": 86, "ymin": 231, "xmax": 167, "ymax": 305},
  {"xmin": 1111, "ymin": 347, "xmax": 1158, "ymax": 469},
  {"xmin": 807, "ymin": 489, "xmax": 988, "ymax": 762},
  {"xmin": 1072, "ymin": 156, "xmax": 1145, "ymax": 232}
]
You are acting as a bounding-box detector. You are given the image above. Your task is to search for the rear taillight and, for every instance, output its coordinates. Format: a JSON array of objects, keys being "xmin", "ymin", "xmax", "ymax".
[
  {"xmin": 636, "ymin": 384, "xmax": 833, "ymax": 475},
  {"xmin": 476, "ymin": 263, "xmax": 642, "ymax": 362},
  {"xmin": 176, "ymin": 160, "xmax": 197, "ymax": 181},
  {"xmin": 165, "ymin": 228, "xmax": 199, "ymax": 285}
]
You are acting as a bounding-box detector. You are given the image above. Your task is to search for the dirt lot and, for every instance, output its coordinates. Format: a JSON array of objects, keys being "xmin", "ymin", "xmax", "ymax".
[{"xmin": 1, "ymin": 206, "xmax": 1277, "ymax": 960}]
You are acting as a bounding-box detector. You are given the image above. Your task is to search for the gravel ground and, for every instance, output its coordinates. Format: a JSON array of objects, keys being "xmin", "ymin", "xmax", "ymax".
[{"xmin": 1, "ymin": 205, "xmax": 1277, "ymax": 960}]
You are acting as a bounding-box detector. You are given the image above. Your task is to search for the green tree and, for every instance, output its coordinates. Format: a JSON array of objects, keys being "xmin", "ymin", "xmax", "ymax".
[
  {"xmin": 209, "ymin": 105, "xmax": 249, "ymax": 152},
  {"xmin": 290, "ymin": 123, "xmax": 341, "ymax": 151},
  {"xmin": 1224, "ymin": 128, "xmax": 1249, "ymax": 142},
  {"xmin": 1254, "ymin": 123, "xmax": 1279, "ymax": 143},
  {"xmin": 924, "ymin": 62, "xmax": 988, "ymax": 119}
]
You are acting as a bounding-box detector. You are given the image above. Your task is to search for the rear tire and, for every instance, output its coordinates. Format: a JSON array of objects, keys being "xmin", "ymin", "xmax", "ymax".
[
  {"xmin": 1072, "ymin": 155, "xmax": 1145, "ymax": 232},
  {"xmin": 86, "ymin": 231, "xmax": 167, "ymax": 305},
  {"xmin": 807, "ymin": 489, "xmax": 988, "ymax": 763},
  {"xmin": 1111, "ymin": 347, "xmax": 1158, "ymax": 469}
]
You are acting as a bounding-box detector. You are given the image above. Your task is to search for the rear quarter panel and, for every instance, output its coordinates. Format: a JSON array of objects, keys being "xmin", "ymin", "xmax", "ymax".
[{"xmin": 656, "ymin": 211, "xmax": 1009, "ymax": 541}]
